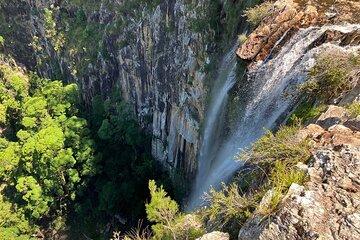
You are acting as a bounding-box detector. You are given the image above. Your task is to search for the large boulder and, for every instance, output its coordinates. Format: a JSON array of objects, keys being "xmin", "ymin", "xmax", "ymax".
[
  {"xmin": 316, "ymin": 105, "xmax": 349, "ymax": 129},
  {"xmin": 197, "ymin": 231, "xmax": 229, "ymax": 240}
]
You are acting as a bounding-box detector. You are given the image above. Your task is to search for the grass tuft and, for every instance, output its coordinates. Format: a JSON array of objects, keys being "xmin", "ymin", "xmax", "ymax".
[
  {"xmin": 300, "ymin": 51, "xmax": 360, "ymax": 101},
  {"xmin": 346, "ymin": 101, "xmax": 360, "ymax": 117},
  {"xmin": 243, "ymin": 2, "xmax": 274, "ymax": 27}
]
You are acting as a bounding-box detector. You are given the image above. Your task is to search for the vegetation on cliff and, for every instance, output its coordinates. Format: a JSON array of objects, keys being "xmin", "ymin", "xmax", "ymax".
[
  {"xmin": 115, "ymin": 123, "xmax": 311, "ymax": 239},
  {"xmin": 301, "ymin": 51, "xmax": 360, "ymax": 101},
  {"xmin": 0, "ymin": 0, "xmax": 359, "ymax": 239},
  {"xmin": 198, "ymin": 124, "xmax": 311, "ymax": 238},
  {"xmin": 0, "ymin": 56, "xmax": 97, "ymax": 238},
  {"xmin": 0, "ymin": 54, "xmax": 175, "ymax": 239}
]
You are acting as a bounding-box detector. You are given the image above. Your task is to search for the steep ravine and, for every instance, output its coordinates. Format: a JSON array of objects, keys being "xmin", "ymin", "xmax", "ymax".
[
  {"xmin": 0, "ymin": 0, "xmax": 262, "ymax": 183},
  {"xmin": 0, "ymin": 0, "xmax": 216, "ymax": 178},
  {"xmin": 1, "ymin": 0, "xmax": 360, "ymax": 238}
]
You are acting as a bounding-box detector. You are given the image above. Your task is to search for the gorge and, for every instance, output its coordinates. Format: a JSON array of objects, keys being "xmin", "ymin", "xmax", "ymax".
[{"xmin": 0, "ymin": 0, "xmax": 359, "ymax": 239}]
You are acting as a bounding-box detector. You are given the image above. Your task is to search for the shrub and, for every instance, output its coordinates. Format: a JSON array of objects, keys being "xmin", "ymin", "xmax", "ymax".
[
  {"xmin": 300, "ymin": 51, "xmax": 360, "ymax": 101},
  {"xmin": 146, "ymin": 180, "xmax": 179, "ymax": 227},
  {"xmin": 116, "ymin": 221, "xmax": 152, "ymax": 240},
  {"xmin": 259, "ymin": 160, "xmax": 307, "ymax": 214},
  {"xmin": 239, "ymin": 125, "xmax": 311, "ymax": 167},
  {"xmin": 238, "ymin": 34, "xmax": 248, "ymax": 45},
  {"xmin": 243, "ymin": 2, "xmax": 274, "ymax": 27},
  {"xmin": 346, "ymin": 101, "xmax": 360, "ymax": 117},
  {"xmin": 202, "ymin": 183, "xmax": 256, "ymax": 231},
  {"xmin": 146, "ymin": 180, "xmax": 204, "ymax": 240},
  {"xmin": 234, "ymin": 124, "xmax": 311, "ymax": 216},
  {"xmin": 288, "ymin": 101, "xmax": 327, "ymax": 124}
]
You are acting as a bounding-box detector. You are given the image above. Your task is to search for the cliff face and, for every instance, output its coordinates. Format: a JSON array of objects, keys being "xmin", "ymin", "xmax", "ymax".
[
  {"xmin": 237, "ymin": 0, "xmax": 360, "ymax": 62},
  {"xmin": 239, "ymin": 107, "xmax": 360, "ymax": 240},
  {"xmin": 232, "ymin": 0, "xmax": 360, "ymax": 239},
  {"xmin": 0, "ymin": 0, "xmax": 215, "ymax": 176}
]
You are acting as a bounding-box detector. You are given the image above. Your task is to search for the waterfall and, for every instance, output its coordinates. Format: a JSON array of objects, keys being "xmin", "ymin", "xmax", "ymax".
[
  {"xmin": 187, "ymin": 44, "xmax": 239, "ymax": 210},
  {"xmin": 187, "ymin": 24, "xmax": 360, "ymax": 210}
]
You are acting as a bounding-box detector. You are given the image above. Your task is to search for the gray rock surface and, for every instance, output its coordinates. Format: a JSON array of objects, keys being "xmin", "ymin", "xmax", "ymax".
[
  {"xmin": 197, "ymin": 231, "xmax": 230, "ymax": 240},
  {"xmin": 238, "ymin": 123, "xmax": 360, "ymax": 240},
  {"xmin": 316, "ymin": 105, "xmax": 349, "ymax": 129},
  {"xmin": 0, "ymin": 0, "xmax": 213, "ymax": 176},
  {"xmin": 344, "ymin": 116, "xmax": 360, "ymax": 131}
]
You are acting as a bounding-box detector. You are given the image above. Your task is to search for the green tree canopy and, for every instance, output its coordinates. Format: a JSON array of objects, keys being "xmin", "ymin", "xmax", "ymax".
[{"xmin": 0, "ymin": 58, "xmax": 98, "ymax": 238}]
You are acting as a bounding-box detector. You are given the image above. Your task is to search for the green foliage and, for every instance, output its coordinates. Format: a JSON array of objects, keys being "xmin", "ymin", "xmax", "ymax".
[
  {"xmin": 0, "ymin": 35, "xmax": 4, "ymax": 46},
  {"xmin": 146, "ymin": 180, "xmax": 179, "ymax": 225},
  {"xmin": 270, "ymin": 161, "xmax": 307, "ymax": 192},
  {"xmin": 0, "ymin": 193, "xmax": 37, "ymax": 240},
  {"xmin": 239, "ymin": 124, "xmax": 311, "ymax": 214},
  {"xmin": 43, "ymin": 8, "xmax": 64, "ymax": 53},
  {"xmin": 261, "ymin": 160, "xmax": 307, "ymax": 214},
  {"xmin": 145, "ymin": 180, "xmax": 204, "ymax": 240},
  {"xmin": 243, "ymin": 2, "xmax": 274, "ymax": 27},
  {"xmin": 288, "ymin": 101, "xmax": 327, "ymax": 125},
  {"xmin": 70, "ymin": 92, "xmax": 174, "ymax": 238},
  {"xmin": 346, "ymin": 101, "xmax": 360, "ymax": 117},
  {"xmin": 56, "ymin": 8, "xmax": 105, "ymax": 73},
  {"xmin": 201, "ymin": 183, "xmax": 256, "ymax": 237},
  {"xmin": 0, "ymin": 59, "xmax": 97, "ymax": 237},
  {"xmin": 239, "ymin": 125, "xmax": 311, "ymax": 166},
  {"xmin": 238, "ymin": 34, "xmax": 248, "ymax": 45},
  {"xmin": 198, "ymin": 124, "xmax": 312, "ymax": 235},
  {"xmin": 300, "ymin": 51, "xmax": 360, "ymax": 101},
  {"xmin": 188, "ymin": 0, "xmax": 261, "ymax": 42},
  {"xmin": 189, "ymin": 18, "xmax": 209, "ymax": 33}
]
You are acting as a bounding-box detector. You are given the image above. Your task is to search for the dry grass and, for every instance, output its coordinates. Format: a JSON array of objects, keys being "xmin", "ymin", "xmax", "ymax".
[{"xmin": 243, "ymin": 2, "xmax": 275, "ymax": 27}]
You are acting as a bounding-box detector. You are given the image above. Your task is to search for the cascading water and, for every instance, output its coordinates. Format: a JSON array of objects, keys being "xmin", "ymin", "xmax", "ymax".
[
  {"xmin": 187, "ymin": 24, "xmax": 360, "ymax": 210},
  {"xmin": 187, "ymin": 44, "xmax": 239, "ymax": 210}
]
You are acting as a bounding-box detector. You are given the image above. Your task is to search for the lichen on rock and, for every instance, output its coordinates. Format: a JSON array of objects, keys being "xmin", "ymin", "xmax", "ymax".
[{"xmin": 238, "ymin": 107, "xmax": 360, "ymax": 240}]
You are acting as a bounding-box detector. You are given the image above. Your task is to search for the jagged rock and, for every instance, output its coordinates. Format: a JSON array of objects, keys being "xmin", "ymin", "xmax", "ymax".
[
  {"xmin": 344, "ymin": 116, "xmax": 360, "ymax": 131},
  {"xmin": 316, "ymin": 105, "xmax": 348, "ymax": 129},
  {"xmin": 328, "ymin": 124, "xmax": 353, "ymax": 135},
  {"xmin": 297, "ymin": 124, "xmax": 325, "ymax": 140},
  {"xmin": 238, "ymin": 124, "xmax": 360, "ymax": 240},
  {"xmin": 328, "ymin": 124, "xmax": 360, "ymax": 147},
  {"xmin": 237, "ymin": 0, "xmax": 360, "ymax": 62},
  {"xmin": 237, "ymin": 0, "xmax": 318, "ymax": 61},
  {"xmin": 197, "ymin": 231, "xmax": 229, "ymax": 240}
]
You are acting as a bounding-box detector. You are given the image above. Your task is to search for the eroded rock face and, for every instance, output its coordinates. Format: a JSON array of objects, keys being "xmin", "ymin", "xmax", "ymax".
[
  {"xmin": 238, "ymin": 121, "xmax": 360, "ymax": 240},
  {"xmin": 0, "ymin": 0, "xmax": 213, "ymax": 176},
  {"xmin": 237, "ymin": 0, "xmax": 360, "ymax": 62},
  {"xmin": 237, "ymin": 0, "xmax": 319, "ymax": 61}
]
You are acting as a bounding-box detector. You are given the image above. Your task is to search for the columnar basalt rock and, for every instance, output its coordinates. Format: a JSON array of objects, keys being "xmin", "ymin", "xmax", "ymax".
[{"xmin": 0, "ymin": 0, "xmax": 213, "ymax": 177}]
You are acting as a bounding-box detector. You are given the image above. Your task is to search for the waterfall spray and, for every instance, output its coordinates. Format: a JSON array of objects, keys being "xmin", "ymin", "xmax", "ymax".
[{"xmin": 187, "ymin": 24, "xmax": 360, "ymax": 210}]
